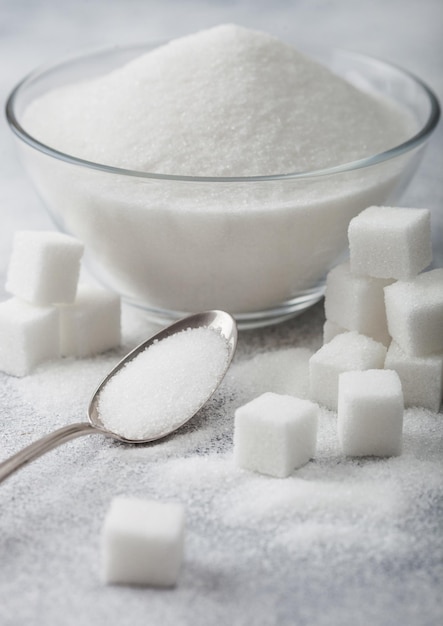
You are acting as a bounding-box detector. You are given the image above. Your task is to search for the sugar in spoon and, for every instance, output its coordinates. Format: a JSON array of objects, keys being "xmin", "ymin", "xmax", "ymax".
[{"xmin": 0, "ymin": 310, "xmax": 237, "ymax": 484}]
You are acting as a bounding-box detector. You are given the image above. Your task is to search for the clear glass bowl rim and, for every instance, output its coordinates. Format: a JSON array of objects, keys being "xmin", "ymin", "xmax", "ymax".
[{"xmin": 5, "ymin": 42, "xmax": 441, "ymax": 184}]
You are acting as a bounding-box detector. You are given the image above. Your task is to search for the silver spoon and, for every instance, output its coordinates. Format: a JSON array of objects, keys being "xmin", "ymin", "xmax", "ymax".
[{"xmin": 0, "ymin": 310, "xmax": 237, "ymax": 484}]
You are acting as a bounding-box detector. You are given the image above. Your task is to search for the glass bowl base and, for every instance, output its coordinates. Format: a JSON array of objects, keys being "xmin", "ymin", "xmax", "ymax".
[{"xmin": 124, "ymin": 284, "xmax": 326, "ymax": 330}]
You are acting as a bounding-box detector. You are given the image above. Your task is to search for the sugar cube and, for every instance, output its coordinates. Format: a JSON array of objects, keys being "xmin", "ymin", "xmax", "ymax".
[
  {"xmin": 385, "ymin": 341, "xmax": 443, "ymax": 412},
  {"xmin": 101, "ymin": 497, "xmax": 185, "ymax": 586},
  {"xmin": 233, "ymin": 392, "xmax": 318, "ymax": 478},
  {"xmin": 337, "ymin": 369, "xmax": 403, "ymax": 457},
  {"xmin": 6, "ymin": 231, "xmax": 84, "ymax": 305},
  {"xmin": 58, "ymin": 284, "xmax": 121, "ymax": 357},
  {"xmin": 0, "ymin": 298, "xmax": 59, "ymax": 376},
  {"xmin": 384, "ymin": 269, "xmax": 443, "ymax": 356},
  {"xmin": 323, "ymin": 319, "xmax": 345, "ymax": 344},
  {"xmin": 309, "ymin": 331, "xmax": 387, "ymax": 410},
  {"xmin": 348, "ymin": 206, "xmax": 432, "ymax": 280},
  {"xmin": 325, "ymin": 261, "xmax": 392, "ymax": 345}
]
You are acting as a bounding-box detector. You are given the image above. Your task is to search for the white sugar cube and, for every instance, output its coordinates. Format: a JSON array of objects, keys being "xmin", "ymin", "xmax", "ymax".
[
  {"xmin": 385, "ymin": 341, "xmax": 443, "ymax": 412},
  {"xmin": 6, "ymin": 231, "xmax": 84, "ymax": 305},
  {"xmin": 325, "ymin": 261, "xmax": 392, "ymax": 345},
  {"xmin": 0, "ymin": 298, "xmax": 59, "ymax": 376},
  {"xmin": 323, "ymin": 319, "xmax": 345, "ymax": 344},
  {"xmin": 337, "ymin": 369, "xmax": 403, "ymax": 457},
  {"xmin": 233, "ymin": 392, "xmax": 318, "ymax": 478},
  {"xmin": 309, "ymin": 331, "xmax": 387, "ymax": 411},
  {"xmin": 101, "ymin": 497, "xmax": 185, "ymax": 587},
  {"xmin": 348, "ymin": 206, "xmax": 432, "ymax": 280},
  {"xmin": 58, "ymin": 285, "xmax": 121, "ymax": 357},
  {"xmin": 384, "ymin": 269, "xmax": 443, "ymax": 356}
]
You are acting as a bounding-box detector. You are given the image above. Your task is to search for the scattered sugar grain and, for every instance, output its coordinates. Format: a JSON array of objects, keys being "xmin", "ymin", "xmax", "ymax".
[
  {"xmin": 119, "ymin": 405, "xmax": 440, "ymax": 532},
  {"xmin": 9, "ymin": 354, "xmax": 115, "ymax": 430},
  {"xmin": 97, "ymin": 326, "xmax": 229, "ymax": 440},
  {"xmin": 218, "ymin": 470, "xmax": 405, "ymax": 530},
  {"xmin": 2, "ymin": 317, "xmax": 442, "ymax": 624}
]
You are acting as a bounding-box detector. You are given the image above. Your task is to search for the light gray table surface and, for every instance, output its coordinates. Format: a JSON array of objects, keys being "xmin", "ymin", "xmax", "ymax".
[{"xmin": 0, "ymin": 2, "xmax": 442, "ymax": 625}]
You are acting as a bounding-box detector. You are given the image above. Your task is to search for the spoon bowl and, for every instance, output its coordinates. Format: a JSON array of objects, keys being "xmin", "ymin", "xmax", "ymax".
[
  {"xmin": 88, "ymin": 309, "xmax": 238, "ymax": 442},
  {"xmin": 0, "ymin": 310, "xmax": 237, "ymax": 483}
]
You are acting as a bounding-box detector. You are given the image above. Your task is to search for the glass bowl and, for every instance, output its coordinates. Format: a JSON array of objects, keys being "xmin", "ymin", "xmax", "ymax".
[{"xmin": 5, "ymin": 44, "xmax": 440, "ymax": 328}]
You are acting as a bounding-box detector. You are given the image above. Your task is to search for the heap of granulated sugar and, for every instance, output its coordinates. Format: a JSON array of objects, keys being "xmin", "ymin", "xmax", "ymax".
[
  {"xmin": 23, "ymin": 24, "xmax": 414, "ymax": 176},
  {"xmin": 97, "ymin": 326, "xmax": 229, "ymax": 440}
]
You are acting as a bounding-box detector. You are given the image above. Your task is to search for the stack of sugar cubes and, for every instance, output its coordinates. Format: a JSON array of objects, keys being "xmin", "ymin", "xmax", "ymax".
[
  {"xmin": 311, "ymin": 205, "xmax": 442, "ymax": 456},
  {"xmin": 0, "ymin": 230, "xmax": 121, "ymax": 376}
]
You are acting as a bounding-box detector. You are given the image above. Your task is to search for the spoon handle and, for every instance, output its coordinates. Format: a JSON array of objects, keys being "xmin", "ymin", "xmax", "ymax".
[{"xmin": 0, "ymin": 422, "xmax": 102, "ymax": 484}]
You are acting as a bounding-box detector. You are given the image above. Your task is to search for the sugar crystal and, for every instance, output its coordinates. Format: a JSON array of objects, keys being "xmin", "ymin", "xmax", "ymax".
[{"xmin": 97, "ymin": 326, "xmax": 229, "ymax": 440}]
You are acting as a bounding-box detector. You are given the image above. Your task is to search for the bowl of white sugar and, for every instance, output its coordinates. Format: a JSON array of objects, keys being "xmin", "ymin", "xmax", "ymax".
[{"xmin": 6, "ymin": 25, "xmax": 440, "ymax": 327}]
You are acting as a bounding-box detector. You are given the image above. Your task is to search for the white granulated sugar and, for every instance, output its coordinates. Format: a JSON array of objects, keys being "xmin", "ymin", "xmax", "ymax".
[
  {"xmin": 10, "ymin": 355, "xmax": 116, "ymax": 425},
  {"xmin": 218, "ymin": 469, "xmax": 405, "ymax": 529},
  {"xmin": 1, "ymin": 317, "xmax": 442, "ymax": 626},
  {"xmin": 24, "ymin": 24, "xmax": 413, "ymax": 177},
  {"xmin": 20, "ymin": 25, "xmax": 418, "ymax": 315},
  {"xmin": 97, "ymin": 327, "xmax": 229, "ymax": 440}
]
